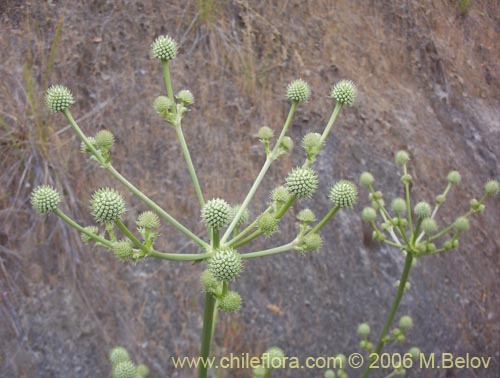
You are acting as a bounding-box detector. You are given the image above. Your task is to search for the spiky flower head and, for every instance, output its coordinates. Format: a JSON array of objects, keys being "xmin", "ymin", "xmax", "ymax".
[
  {"xmin": 257, "ymin": 213, "xmax": 278, "ymax": 237},
  {"xmin": 485, "ymin": 179, "xmax": 500, "ymax": 195},
  {"xmin": 395, "ymin": 150, "xmax": 410, "ymax": 166},
  {"xmin": 231, "ymin": 204, "xmax": 250, "ymax": 226},
  {"xmin": 286, "ymin": 79, "xmax": 311, "ymax": 102},
  {"xmin": 113, "ymin": 240, "xmax": 134, "ymax": 261},
  {"xmin": 176, "ymin": 89, "xmax": 194, "ymax": 105},
  {"xmin": 218, "ymin": 291, "xmax": 242, "ymax": 312},
  {"xmin": 31, "ymin": 185, "xmax": 61, "ymax": 215},
  {"xmin": 447, "ymin": 171, "xmax": 461, "ymax": 185},
  {"xmin": 361, "ymin": 207, "xmax": 377, "ymax": 222},
  {"xmin": 399, "ymin": 315, "xmax": 413, "ymax": 331},
  {"xmin": 408, "ymin": 347, "xmax": 421, "ymax": 361},
  {"xmin": 81, "ymin": 226, "xmax": 99, "ymax": 244},
  {"xmin": 208, "ymin": 248, "xmax": 243, "ymax": 282},
  {"xmin": 46, "ymin": 85, "xmax": 75, "ymax": 112},
  {"xmin": 109, "ymin": 347, "xmax": 130, "ymax": 366},
  {"xmin": 421, "ymin": 218, "xmax": 437, "ymax": 235},
  {"xmin": 391, "ymin": 198, "xmax": 406, "ymax": 214},
  {"xmin": 302, "ymin": 132, "xmax": 323, "ymax": 157},
  {"xmin": 258, "ymin": 126, "xmax": 274, "ymax": 141},
  {"xmin": 90, "ymin": 188, "xmax": 126, "ymax": 223},
  {"xmin": 95, "ymin": 130, "xmax": 114, "ymax": 149},
  {"xmin": 357, "ymin": 323, "xmax": 371, "ymax": 337},
  {"xmin": 331, "ymin": 80, "xmax": 357, "ymax": 106},
  {"xmin": 151, "ymin": 35, "xmax": 178, "ymax": 61},
  {"xmin": 297, "ymin": 209, "xmax": 316, "ymax": 223},
  {"xmin": 286, "ymin": 167, "xmax": 318, "ymax": 199},
  {"xmin": 113, "ymin": 360, "xmax": 137, "ymax": 378},
  {"xmin": 201, "ymin": 198, "xmax": 231, "ymax": 229},
  {"xmin": 359, "ymin": 172, "xmax": 374, "ymax": 187},
  {"xmin": 80, "ymin": 137, "xmax": 96, "ymax": 153},
  {"xmin": 453, "ymin": 216, "xmax": 470, "ymax": 232},
  {"xmin": 137, "ymin": 211, "xmax": 160, "ymax": 229},
  {"xmin": 271, "ymin": 186, "xmax": 290, "ymax": 204},
  {"xmin": 137, "ymin": 364, "xmax": 150, "ymax": 377},
  {"xmin": 330, "ymin": 180, "xmax": 358, "ymax": 208},
  {"xmin": 414, "ymin": 201, "xmax": 431, "ymax": 219},
  {"xmin": 263, "ymin": 347, "xmax": 286, "ymax": 369},
  {"xmin": 153, "ymin": 96, "xmax": 172, "ymax": 114},
  {"xmin": 280, "ymin": 136, "xmax": 294, "ymax": 153},
  {"xmin": 200, "ymin": 270, "xmax": 218, "ymax": 293},
  {"xmin": 298, "ymin": 233, "xmax": 323, "ymax": 252}
]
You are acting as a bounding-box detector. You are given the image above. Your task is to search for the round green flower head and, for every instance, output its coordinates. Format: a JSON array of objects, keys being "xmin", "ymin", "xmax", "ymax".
[
  {"xmin": 271, "ymin": 186, "xmax": 290, "ymax": 204},
  {"xmin": 331, "ymin": 80, "xmax": 357, "ymax": 106},
  {"xmin": 90, "ymin": 188, "xmax": 126, "ymax": 223},
  {"xmin": 263, "ymin": 347, "xmax": 285, "ymax": 368},
  {"xmin": 408, "ymin": 347, "xmax": 421, "ymax": 361},
  {"xmin": 81, "ymin": 137, "xmax": 96, "ymax": 153},
  {"xmin": 287, "ymin": 79, "xmax": 311, "ymax": 102},
  {"xmin": 302, "ymin": 132, "xmax": 322, "ymax": 152},
  {"xmin": 201, "ymin": 198, "xmax": 231, "ymax": 229},
  {"xmin": 414, "ymin": 201, "xmax": 431, "ymax": 219},
  {"xmin": 153, "ymin": 95, "xmax": 172, "ymax": 114},
  {"xmin": 176, "ymin": 89, "xmax": 194, "ymax": 105},
  {"xmin": 395, "ymin": 150, "xmax": 410, "ymax": 166},
  {"xmin": 81, "ymin": 226, "xmax": 99, "ymax": 244},
  {"xmin": 253, "ymin": 366, "xmax": 267, "ymax": 378},
  {"xmin": 200, "ymin": 269, "xmax": 218, "ymax": 293},
  {"xmin": 137, "ymin": 211, "xmax": 160, "ymax": 229},
  {"xmin": 151, "ymin": 35, "xmax": 178, "ymax": 61},
  {"xmin": 95, "ymin": 130, "xmax": 114, "ymax": 149},
  {"xmin": 46, "ymin": 85, "xmax": 75, "ymax": 112},
  {"xmin": 447, "ymin": 170, "xmax": 461, "ymax": 185},
  {"xmin": 218, "ymin": 291, "xmax": 242, "ymax": 312},
  {"xmin": 298, "ymin": 233, "xmax": 323, "ymax": 252},
  {"xmin": 324, "ymin": 370, "xmax": 336, "ymax": 378},
  {"xmin": 359, "ymin": 171, "xmax": 374, "ymax": 187},
  {"xmin": 31, "ymin": 185, "xmax": 61, "ymax": 215},
  {"xmin": 453, "ymin": 216, "xmax": 469, "ymax": 232},
  {"xmin": 113, "ymin": 240, "xmax": 134, "ymax": 261},
  {"xmin": 391, "ymin": 197, "xmax": 406, "ymax": 214},
  {"xmin": 399, "ymin": 315, "xmax": 413, "ymax": 331},
  {"xmin": 109, "ymin": 346, "xmax": 130, "ymax": 366},
  {"xmin": 280, "ymin": 136, "xmax": 294, "ymax": 153},
  {"xmin": 297, "ymin": 208, "xmax": 316, "ymax": 223},
  {"xmin": 361, "ymin": 207, "xmax": 377, "ymax": 222},
  {"xmin": 485, "ymin": 179, "xmax": 500, "ymax": 195},
  {"xmin": 137, "ymin": 364, "xmax": 149, "ymax": 377},
  {"xmin": 330, "ymin": 180, "xmax": 358, "ymax": 208},
  {"xmin": 208, "ymin": 248, "xmax": 243, "ymax": 282},
  {"xmin": 231, "ymin": 204, "xmax": 250, "ymax": 226},
  {"xmin": 357, "ymin": 323, "xmax": 371, "ymax": 337},
  {"xmin": 258, "ymin": 126, "xmax": 274, "ymax": 141},
  {"xmin": 421, "ymin": 218, "xmax": 437, "ymax": 234},
  {"xmin": 257, "ymin": 213, "xmax": 278, "ymax": 237},
  {"xmin": 286, "ymin": 167, "xmax": 318, "ymax": 199},
  {"xmin": 113, "ymin": 360, "xmax": 137, "ymax": 378}
]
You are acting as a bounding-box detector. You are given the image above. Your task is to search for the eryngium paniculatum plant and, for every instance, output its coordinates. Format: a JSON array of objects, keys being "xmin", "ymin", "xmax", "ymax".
[{"xmin": 31, "ymin": 34, "xmax": 498, "ymax": 378}]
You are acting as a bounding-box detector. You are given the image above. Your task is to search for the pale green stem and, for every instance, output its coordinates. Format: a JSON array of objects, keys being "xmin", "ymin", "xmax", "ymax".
[
  {"xmin": 198, "ymin": 293, "xmax": 216, "ymax": 378},
  {"xmin": 162, "ymin": 61, "xmax": 176, "ymax": 113},
  {"xmin": 411, "ymin": 218, "xmax": 423, "ymax": 245},
  {"xmin": 368, "ymin": 184, "xmax": 401, "ymax": 245},
  {"xmin": 148, "ymin": 250, "xmax": 209, "ymax": 261},
  {"xmin": 115, "ymin": 219, "xmax": 149, "ymax": 255},
  {"xmin": 319, "ymin": 102, "xmax": 342, "ymax": 146},
  {"xmin": 242, "ymin": 241, "xmax": 298, "ymax": 259},
  {"xmin": 403, "ymin": 164, "xmax": 413, "ymax": 239},
  {"xmin": 308, "ymin": 206, "xmax": 339, "ymax": 235},
  {"xmin": 221, "ymin": 102, "xmax": 298, "ymax": 244},
  {"xmin": 416, "ymin": 183, "xmax": 452, "ymax": 243},
  {"xmin": 54, "ymin": 209, "xmax": 113, "ymax": 248}
]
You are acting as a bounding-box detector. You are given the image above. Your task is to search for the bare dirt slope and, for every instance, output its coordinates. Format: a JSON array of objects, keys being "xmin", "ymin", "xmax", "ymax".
[{"xmin": 1, "ymin": 1, "xmax": 499, "ymax": 377}]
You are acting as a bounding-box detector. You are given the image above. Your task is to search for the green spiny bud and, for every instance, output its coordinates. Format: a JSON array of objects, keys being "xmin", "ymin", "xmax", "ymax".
[
  {"xmin": 287, "ymin": 79, "xmax": 311, "ymax": 102},
  {"xmin": 330, "ymin": 180, "xmax": 358, "ymax": 208},
  {"xmin": 109, "ymin": 347, "xmax": 130, "ymax": 366},
  {"xmin": 263, "ymin": 347, "xmax": 285, "ymax": 369},
  {"xmin": 113, "ymin": 360, "xmax": 137, "ymax": 378},
  {"xmin": 153, "ymin": 95, "xmax": 172, "ymax": 114},
  {"xmin": 208, "ymin": 248, "xmax": 243, "ymax": 282},
  {"xmin": 176, "ymin": 89, "xmax": 194, "ymax": 105},
  {"xmin": 331, "ymin": 80, "xmax": 357, "ymax": 106},
  {"xmin": 258, "ymin": 126, "xmax": 274, "ymax": 141},
  {"xmin": 257, "ymin": 213, "xmax": 278, "ymax": 237},
  {"xmin": 453, "ymin": 216, "xmax": 469, "ymax": 232},
  {"xmin": 81, "ymin": 226, "xmax": 99, "ymax": 243},
  {"xmin": 401, "ymin": 174, "xmax": 412, "ymax": 184},
  {"xmin": 485, "ymin": 180, "xmax": 500, "ymax": 195},
  {"xmin": 137, "ymin": 211, "xmax": 160, "ymax": 229},
  {"xmin": 395, "ymin": 150, "xmax": 410, "ymax": 166},
  {"xmin": 447, "ymin": 171, "xmax": 461, "ymax": 185},
  {"xmin": 414, "ymin": 201, "xmax": 431, "ymax": 219},
  {"xmin": 435, "ymin": 194, "xmax": 446, "ymax": 204},
  {"xmin": 231, "ymin": 204, "xmax": 250, "ymax": 226},
  {"xmin": 90, "ymin": 188, "xmax": 126, "ymax": 223},
  {"xmin": 302, "ymin": 132, "xmax": 323, "ymax": 157},
  {"xmin": 297, "ymin": 209, "xmax": 316, "ymax": 223},
  {"xmin": 200, "ymin": 269, "xmax": 218, "ymax": 293},
  {"xmin": 298, "ymin": 233, "xmax": 323, "ymax": 252},
  {"xmin": 286, "ymin": 167, "xmax": 318, "ymax": 199},
  {"xmin": 113, "ymin": 240, "xmax": 134, "ymax": 261},
  {"xmin": 95, "ymin": 130, "xmax": 114, "ymax": 149},
  {"xmin": 81, "ymin": 137, "xmax": 96, "ymax": 153},
  {"xmin": 469, "ymin": 198, "xmax": 485, "ymax": 213},
  {"xmin": 324, "ymin": 369, "xmax": 336, "ymax": 378},
  {"xmin": 201, "ymin": 198, "xmax": 231, "ymax": 229},
  {"xmin": 31, "ymin": 185, "xmax": 62, "ymax": 215},
  {"xmin": 408, "ymin": 347, "xmax": 421, "ymax": 361},
  {"xmin": 218, "ymin": 291, "xmax": 242, "ymax": 312},
  {"xmin": 151, "ymin": 35, "xmax": 178, "ymax": 60},
  {"xmin": 421, "ymin": 218, "xmax": 437, "ymax": 234},
  {"xmin": 399, "ymin": 315, "xmax": 413, "ymax": 331},
  {"xmin": 137, "ymin": 364, "xmax": 150, "ymax": 377},
  {"xmin": 46, "ymin": 85, "xmax": 75, "ymax": 112},
  {"xmin": 391, "ymin": 198, "xmax": 406, "ymax": 215},
  {"xmin": 280, "ymin": 136, "xmax": 294, "ymax": 153},
  {"xmin": 361, "ymin": 207, "xmax": 377, "ymax": 222},
  {"xmin": 271, "ymin": 186, "xmax": 290, "ymax": 203},
  {"xmin": 359, "ymin": 172, "xmax": 374, "ymax": 187},
  {"xmin": 357, "ymin": 323, "xmax": 371, "ymax": 337}
]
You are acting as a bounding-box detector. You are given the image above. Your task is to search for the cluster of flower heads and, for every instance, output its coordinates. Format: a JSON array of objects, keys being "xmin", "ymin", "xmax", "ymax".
[{"xmin": 109, "ymin": 346, "xmax": 149, "ymax": 378}]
